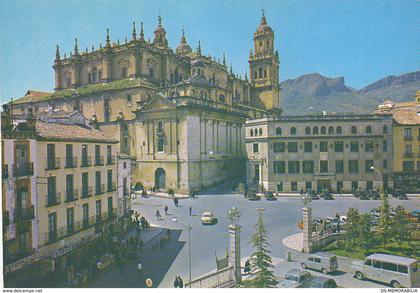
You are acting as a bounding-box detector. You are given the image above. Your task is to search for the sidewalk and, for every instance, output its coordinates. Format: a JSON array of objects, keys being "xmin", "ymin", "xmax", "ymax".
[
  {"xmin": 132, "ymin": 191, "xmax": 190, "ymax": 200},
  {"xmin": 122, "ymin": 225, "xmax": 163, "ymax": 245},
  {"xmin": 282, "ymin": 233, "xmax": 304, "ymax": 252}
]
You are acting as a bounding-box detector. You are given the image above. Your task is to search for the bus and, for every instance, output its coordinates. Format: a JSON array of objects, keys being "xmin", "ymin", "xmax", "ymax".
[{"xmin": 351, "ymin": 253, "xmax": 420, "ymax": 288}]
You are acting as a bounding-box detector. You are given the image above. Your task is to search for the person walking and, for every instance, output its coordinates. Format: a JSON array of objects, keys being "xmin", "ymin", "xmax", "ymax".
[
  {"xmin": 189, "ymin": 205, "xmax": 192, "ymax": 216},
  {"xmin": 178, "ymin": 276, "xmax": 184, "ymax": 288},
  {"xmin": 174, "ymin": 276, "xmax": 179, "ymax": 288},
  {"xmin": 155, "ymin": 209, "xmax": 161, "ymax": 220},
  {"xmin": 164, "ymin": 205, "xmax": 168, "ymax": 215}
]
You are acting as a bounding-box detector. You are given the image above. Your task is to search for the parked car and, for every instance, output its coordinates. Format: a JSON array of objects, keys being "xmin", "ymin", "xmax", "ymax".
[
  {"xmin": 301, "ymin": 252, "xmax": 338, "ymax": 274},
  {"xmin": 277, "ymin": 269, "xmax": 313, "ymax": 288},
  {"xmin": 307, "ymin": 190, "xmax": 319, "ymax": 200},
  {"xmin": 265, "ymin": 191, "xmax": 277, "ymax": 201},
  {"xmin": 201, "ymin": 211, "xmax": 216, "ymax": 225},
  {"xmin": 323, "ymin": 192, "xmax": 334, "ymax": 200},
  {"xmin": 248, "ymin": 193, "xmax": 261, "ymax": 201},
  {"xmin": 351, "ymin": 253, "xmax": 420, "ymax": 288},
  {"xmin": 97, "ymin": 253, "xmax": 115, "ymax": 271},
  {"xmin": 303, "ymin": 276, "xmax": 338, "ymax": 288},
  {"xmin": 367, "ymin": 189, "xmax": 380, "ymax": 200}
]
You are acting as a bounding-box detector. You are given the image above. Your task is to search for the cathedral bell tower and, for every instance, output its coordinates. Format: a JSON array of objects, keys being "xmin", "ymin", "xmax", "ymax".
[{"xmin": 249, "ymin": 10, "xmax": 281, "ymax": 110}]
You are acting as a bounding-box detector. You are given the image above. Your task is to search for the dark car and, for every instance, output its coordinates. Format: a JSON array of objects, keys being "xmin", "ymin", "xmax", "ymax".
[
  {"xmin": 358, "ymin": 191, "xmax": 370, "ymax": 200},
  {"xmin": 248, "ymin": 193, "xmax": 261, "ymax": 201},
  {"xmin": 367, "ymin": 190, "xmax": 380, "ymax": 200},
  {"xmin": 307, "ymin": 190, "xmax": 319, "ymax": 200},
  {"xmin": 265, "ymin": 192, "xmax": 277, "ymax": 201},
  {"xmin": 305, "ymin": 276, "xmax": 338, "ymax": 288},
  {"xmin": 395, "ymin": 190, "xmax": 408, "ymax": 199},
  {"xmin": 323, "ymin": 192, "xmax": 334, "ymax": 200}
]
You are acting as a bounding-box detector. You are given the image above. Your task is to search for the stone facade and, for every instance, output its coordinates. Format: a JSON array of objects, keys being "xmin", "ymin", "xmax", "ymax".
[{"xmin": 245, "ymin": 114, "xmax": 394, "ymax": 193}]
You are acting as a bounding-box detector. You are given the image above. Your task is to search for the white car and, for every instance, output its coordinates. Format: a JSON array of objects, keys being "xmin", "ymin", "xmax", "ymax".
[{"xmin": 201, "ymin": 211, "xmax": 216, "ymax": 225}]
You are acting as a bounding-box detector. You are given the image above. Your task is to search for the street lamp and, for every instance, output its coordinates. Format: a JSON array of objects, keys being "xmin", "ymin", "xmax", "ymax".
[
  {"xmin": 370, "ymin": 166, "xmax": 383, "ymax": 186},
  {"xmin": 172, "ymin": 218, "xmax": 192, "ymax": 287}
]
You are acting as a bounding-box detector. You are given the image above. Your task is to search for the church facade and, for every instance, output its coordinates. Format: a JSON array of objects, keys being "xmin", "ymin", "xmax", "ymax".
[{"xmin": 9, "ymin": 12, "xmax": 281, "ymax": 193}]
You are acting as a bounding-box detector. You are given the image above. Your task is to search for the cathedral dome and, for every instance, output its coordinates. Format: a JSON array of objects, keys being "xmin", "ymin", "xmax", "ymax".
[
  {"xmin": 176, "ymin": 30, "xmax": 192, "ymax": 55},
  {"xmin": 255, "ymin": 11, "xmax": 273, "ymax": 34}
]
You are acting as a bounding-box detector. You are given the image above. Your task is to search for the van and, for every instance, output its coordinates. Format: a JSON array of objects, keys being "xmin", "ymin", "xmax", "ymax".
[
  {"xmin": 351, "ymin": 253, "xmax": 420, "ymax": 288},
  {"xmin": 301, "ymin": 252, "xmax": 338, "ymax": 274}
]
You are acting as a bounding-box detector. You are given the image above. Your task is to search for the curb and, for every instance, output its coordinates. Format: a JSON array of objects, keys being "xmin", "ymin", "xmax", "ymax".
[{"xmin": 146, "ymin": 194, "xmax": 190, "ymax": 200}]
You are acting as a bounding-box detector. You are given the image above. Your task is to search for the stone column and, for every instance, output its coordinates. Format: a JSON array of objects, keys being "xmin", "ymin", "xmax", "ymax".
[
  {"xmin": 302, "ymin": 207, "xmax": 312, "ymax": 253},
  {"xmin": 229, "ymin": 224, "xmax": 241, "ymax": 284}
]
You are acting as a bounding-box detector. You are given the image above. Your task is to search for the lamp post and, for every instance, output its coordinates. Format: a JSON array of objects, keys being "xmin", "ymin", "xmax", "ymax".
[
  {"xmin": 370, "ymin": 166, "xmax": 383, "ymax": 191},
  {"xmin": 172, "ymin": 218, "xmax": 192, "ymax": 287}
]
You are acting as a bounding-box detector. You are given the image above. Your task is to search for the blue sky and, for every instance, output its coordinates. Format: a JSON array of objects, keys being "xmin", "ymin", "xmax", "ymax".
[{"xmin": 0, "ymin": 0, "xmax": 418, "ymax": 102}]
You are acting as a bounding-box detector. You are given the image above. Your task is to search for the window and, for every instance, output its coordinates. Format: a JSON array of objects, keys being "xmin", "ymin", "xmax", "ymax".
[
  {"xmin": 92, "ymin": 67, "xmax": 97, "ymax": 82},
  {"xmin": 88, "ymin": 73, "xmax": 92, "ymax": 83},
  {"xmin": 127, "ymin": 94, "xmax": 132, "ymax": 103},
  {"xmin": 383, "ymin": 140, "xmax": 388, "ymax": 152},
  {"xmin": 107, "ymin": 170, "xmax": 113, "ymax": 191},
  {"xmin": 397, "ymin": 265, "xmax": 408, "ymax": 274},
  {"xmin": 254, "ymin": 129, "xmax": 258, "ymax": 136},
  {"xmin": 47, "ymin": 176, "xmax": 57, "ymax": 204},
  {"xmin": 122, "ymin": 67, "xmax": 127, "ymax": 77},
  {"xmin": 103, "ymin": 98, "xmax": 110, "ymax": 122},
  {"xmin": 277, "ymin": 183, "xmax": 283, "ymax": 192},
  {"xmin": 67, "ymin": 207, "xmax": 74, "ymax": 234},
  {"xmin": 291, "ymin": 182, "xmax": 298, "ymax": 192},
  {"xmin": 82, "ymin": 172, "xmax": 89, "ymax": 197},
  {"xmin": 273, "ymin": 161, "xmax": 285, "ymax": 174},
  {"xmin": 366, "ymin": 125, "xmax": 372, "ymax": 134},
  {"xmin": 351, "ymin": 126, "xmax": 357, "ymax": 134},
  {"xmin": 349, "ymin": 160, "xmax": 359, "ymax": 173},
  {"xmin": 334, "ymin": 141, "xmax": 343, "ymax": 152},
  {"xmin": 382, "ymin": 262, "xmax": 398, "ymax": 272},
  {"xmin": 250, "ymin": 129, "xmax": 253, "ymax": 137},
  {"xmin": 106, "ymin": 145, "xmax": 112, "ymax": 164},
  {"xmin": 303, "ymin": 161, "xmax": 314, "ymax": 173},
  {"xmin": 336, "ymin": 160, "xmax": 344, "ymax": 173},
  {"xmin": 313, "ymin": 127, "xmax": 319, "ymax": 134},
  {"xmin": 373, "ymin": 260, "xmax": 381, "ymax": 268},
  {"xmin": 288, "ymin": 161, "xmax": 300, "ymax": 173},
  {"xmin": 404, "ymin": 128, "xmax": 412, "ymax": 139},
  {"xmin": 82, "ymin": 203, "xmax": 89, "ymax": 227},
  {"xmin": 320, "ymin": 160, "xmax": 328, "ymax": 173},
  {"xmin": 290, "ymin": 127, "xmax": 296, "ymax": 135},
  {"xmin": 219, "ymin": 94, "xmax": 225, "ymax": 103},
  {"xmin": 336, "ymin": 126, "xmax": 342, "ymax": 134},
  {"xmin": 404, "ymin": 145, "xmax": 412, "ymax": 156},
  {"xmin": 350, "ymin": 141, "xmax": 359, "ymax": 152},
  {"xmin": 253, "ymin": 143, "xmax": 259, "ymax": 153},
  {"xmin": 66, "ymin": 174, "xmax": 74, "ymax": 200},
  {"xmin": 403, "ymin": 161, "xmax": 414, "ymax": 171},
  {"xmin": 65, "ymin": 144, "xmax": 73, "ymax": 167},
  {"xmin": 382, "ymin": 125, "xmax": 388, "ymax": 134},
  {"xmin": 273, "ymin": 142, "xmax": 285, "ymax": 153},
  {"xmin": 321, "ymin": 127, "xmax": 326, "ymax": 134},
  {"xmin": 47, "ymin": 143, "xmax": 56, "ymax": 169},
  {"xmin": 305, "ymin": 127, "xmax": 311, "ymax": 135},
  {"xmin": 365, "ymin": 160, "xmax": 374, "ymax": 173},
  {"xmin": 288, "ymin": 142, "xmax": 298, "ymax": 152},
  {"xmin": 149, "ymin": 67, "xmax": 154, "ymax": 79},
  {"xmin": 305, "ymin": 182, "xmax": 312, "ymax": 190},
  {"xmin": 365, "ymin": 141, "xmax": 374, "ymax": 152},
  {"xmin": 304, "ymin": 142, "xmax": 312, "ymax": 152},
  {"xmin": 383, "ymin": 159, "xmax": 388, "ymax": 169},
  {"xmin": 96, "ymin": 200, "xmax": 102, "ymax": 222},
  {"xmin": 351, "ymin": 181, "xmax": 358, "ymax": 191},
  {"xmin": 417, "ymin": 161, "xmax": 420, "ymax": 171},
  {"xmin": 276, "ymin": 127, "xmax": 282, "ymax": 135},
  {"xmin": 95, "ymin": 145, "xmax": 101, "ymax": 165},
  {"xmin": 66, "ymin": 78, "xmax": 72, "ymax": 87},
  {"xmin": 258, "ymin": 67, "xmax": 263, "ymax": 78},
  {"xmin": 108, "ymin": 196, "xmax": 113, "ymax": 218},
  {"xmin": 259, "ymin": 128, "xmax": 263, "ymax": 136},
  {"xmin": 320, "ymin": 141, "xmax": 328, "ymax": 152},
  {"xmin": 263, "ymin": 69, "xmax": 267, "ymax": 78},
  {"xmin": 328, "ymin": 126, "xmax": 334, "ymax": 134},
  {"xmin": 48, "ymin": 212, "xmax": 57, "ymax": 241},
  {"xmin": 95, "ymin": 171, "xmax": 102, "ymax": 194},
  {"xmin": 157, "ymin": 137, "xmax": 164, "ymax": 153}
]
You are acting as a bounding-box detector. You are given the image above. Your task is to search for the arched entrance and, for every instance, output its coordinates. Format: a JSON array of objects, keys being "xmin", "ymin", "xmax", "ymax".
[{"xmin": 154, "ymin": 168, "xmax": 166, "ymax": 190}]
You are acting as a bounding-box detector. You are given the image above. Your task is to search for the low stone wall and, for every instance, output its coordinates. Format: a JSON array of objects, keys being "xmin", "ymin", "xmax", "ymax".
[
  {"xmin": 311, "ymin": 232, "xmax": 344, "ymax": 251},
  {"xmin": 185, "ymin": 266, "xmax": 234, "ymax": 288}
]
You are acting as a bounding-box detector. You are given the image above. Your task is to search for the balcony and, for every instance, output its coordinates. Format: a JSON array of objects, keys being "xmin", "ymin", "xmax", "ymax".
[
  {"xmin": 404, "ymin": 136, "xmax": 413, "ymax": 141},
  {"xmin": 81, "ymin": 186, "xmax": 93, "ymax": 199},
  {"xmin": 404, "ymin": 153, "xmax": 414, "ymax": 158},
  {"xmin": 65, "ymin": 189, "xmax": 79, "ymax": 202},
  {"xmin": 13, "ymin": 162, "xmax": 34, "ymax": 177},
  {"xmin": 3, "ymin": 211, "xmax": 10, "ymax": 226},
  {"xmin": 95, "ymin": 184, "xmax": 105, "ymax": 195},
  {"xmin": 94, "ymin": 156, "xmax": 104, "ymax": 166},
  {"xmin": 65, "ymin": 157, "xmax": 78, "ymax": 168},
  {"xmin": 46, "ymin": 157, "xmax": 61, "ymax": 170},
  {"xmin": 14, "ymin": 205, "xmax": 35, "ymax": 223},
  {"xmin": 107, "ymin": 182, "xmax": 116, "ymax": 192},
  {"xmin": 80, "ymin": 156, "xmax": 92, "ymax": 167},
  {"xmin": 46, "ymin": 192, "xmax": 61, "ymax": 207},
  {"xmin": 106, "ymin": 155, "xmax": 115, "ymax": 165},
  {"xmin": 2, "ymin": 164, "xmax": 8, "ymax": 179}
]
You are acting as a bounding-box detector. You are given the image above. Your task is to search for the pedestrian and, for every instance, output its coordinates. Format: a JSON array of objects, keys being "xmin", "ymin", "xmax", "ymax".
[
  {"xmin": 164, "ymin": 205, "xmax": 168, "ymax": 215},
  {"xmin": 174, "ymin": 276, "xmax": 179, "ymax": 288},
  {"xmin": 178, "ymin": 276, "xmax": 184, "ymax": 288},
  {"xmin": 175, "ymin": 198, "xmax": 179, "ymax": 207},
  {"xmin": 155, "ymin": 209, "xmax": 161, "ymax": 220},
  {"xmin": 189, "ymin": 205, "xmax": 192, "ymax": 216},
  {"xmin": 136, "ymin": 261, "xmax": 143, "ymax": 272}
]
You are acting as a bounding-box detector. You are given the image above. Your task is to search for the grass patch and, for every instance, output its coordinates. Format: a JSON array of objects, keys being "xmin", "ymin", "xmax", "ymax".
[{"xmin": 322, "ymin": 239, "xmax": 420, "ymax": 261}]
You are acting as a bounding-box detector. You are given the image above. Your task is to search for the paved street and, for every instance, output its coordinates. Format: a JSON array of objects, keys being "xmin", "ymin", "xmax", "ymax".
[{"xmin": 129, "ymin": 187, "xmax": 419, "ymax": 288}]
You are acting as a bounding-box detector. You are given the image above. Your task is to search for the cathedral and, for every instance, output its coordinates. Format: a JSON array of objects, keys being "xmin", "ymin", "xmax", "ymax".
[{"xmin": 9, "ymin": 11, "xmax": 281, "ymax": 193}]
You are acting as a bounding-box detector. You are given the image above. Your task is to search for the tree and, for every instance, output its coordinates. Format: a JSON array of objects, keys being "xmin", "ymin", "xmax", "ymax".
[
  {"xmin": 392, "ymin": 205, "xmax": 410, "ymax": 249},
  {"xmin": 344, "ymin": 208, "xmax": 360, "ymax": 252},
  {"xmin": 358, "ymin": 213, "xmax": 374, "ymax": 253},
  {"xmin": 248, "ymin": 212, "xmax": 277, "ymax": 288},
  {"xmin": 377, "ymin": 193, "xmax": 393, "ymax": 247}
]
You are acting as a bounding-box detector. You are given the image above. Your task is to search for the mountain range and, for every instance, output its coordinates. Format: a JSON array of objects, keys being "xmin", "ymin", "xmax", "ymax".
[{"xmin": 281, "ymin": 71, "xmax": 420, "ymax": 114}]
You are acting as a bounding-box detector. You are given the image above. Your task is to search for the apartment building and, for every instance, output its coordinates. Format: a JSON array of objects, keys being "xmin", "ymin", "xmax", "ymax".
[
  {"xmin": 245, "ymin": 114, "xmax": 394, "ymax": 193},
  {"xmin": 2, "ymin": 108, "xmax": 119, "ymax": 285}
]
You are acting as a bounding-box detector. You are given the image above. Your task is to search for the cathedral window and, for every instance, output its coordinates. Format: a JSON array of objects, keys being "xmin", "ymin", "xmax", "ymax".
[
  {"xmin": 122, "ymin": 67, "xmax": 127, "ymax": 78},
  {"xmin": 92, "ymin": 67, "xmax": 98, "ymax": 82},
  {"xmin": 328, "ymin": 126, "xmax": 334, "ymax": 134},
  {"xmin": 264, "ymin": 69, "xmax": 267, "ymax": 78},
  {"xmin": 321, "ymin": 126, "xmax": 326, "ymax": 134},
  {"xmin": 366, "ymin": 125, "xmax": 372, "ymax": 134},
  {"xmin": 98, "ymin": 70, "xmax": 102, "ymax": 82},
  {"xmin": 291, "ymin": 127, "xmax": 297, "ymax": 135},
  {"xmin": 351, "ymin": 126, "xmax": 357, "ymax": 134},
  {"xmin": 259, "ymin": 128, "xmax": 263, "ymax": 136},
  {"xmin": 88, "ymin": 73, "xmax": 92, "ymax": 84},
  {"xmin": 305, "ymin": 127, "xmax": 311, "ymax": 135},
  {"xmin": 313, "ymin": 126, "xmax": 319, "ymax": 134},
  {"xmin": 104, "ymin": 98, "xmax": 110, "ymax": 122},
  {"xmin": 250, "ymin": 129, "xmax": 254, "ymax": 137},
  {"xmin": 336, "ymin": 126, "xmax": 342, "ymax": 134},
  {"xmin": 149, "ymin": 68, "xmax": 154, "ymax": 79},
  {"xmin": 276, "ymin": 127, "xmax": 282, "ymax": 135},
  {"xmin": 258, "ymin": 68, "xmax": 263, "ymax": 79},
  {"xmin": 254, "ymin": 71, "xmax": 257, "ymax": 79},
  {"xmin": 259, "ymin": 41, "xmax": 262, "ymax": 50},
  {"xmin": 266, "ymin": 40, "xmax": 270, "ymax": 49}
]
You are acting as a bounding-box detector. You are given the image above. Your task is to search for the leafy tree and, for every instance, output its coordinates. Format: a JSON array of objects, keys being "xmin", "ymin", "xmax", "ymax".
[
  {"xmin": 344, "ymin": 208, "xmax": 360, "ymax": 251},
  {"xmin": 377, "ymin": 193, "xmax": 394, "ymax": 247},
  {"xmin": 392, "ymin": 205, "xmax": 410, "ymax": 249},
  {"xmin": 248, "ymin": 212, "xmax": 277, "ymax": 288},
  {"xmin": 358, "ymin": 213, "xmax": 374, "ymax": 253}
]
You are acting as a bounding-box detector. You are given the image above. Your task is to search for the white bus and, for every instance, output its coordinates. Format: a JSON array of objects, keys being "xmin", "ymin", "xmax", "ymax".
[{"xmin": 351, "ymin": 253, "xmax": 420, "ymax": 288}]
